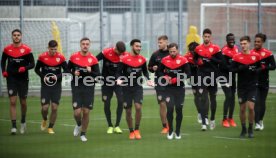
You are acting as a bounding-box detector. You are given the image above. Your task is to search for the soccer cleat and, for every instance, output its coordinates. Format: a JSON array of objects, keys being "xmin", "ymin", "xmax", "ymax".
[
  {"xmin": 161, "ymin": 127, "xmax": 169, "ymax": 134},
  {"xmin": 114, "ymin": 126, "xmax": 123, "ymax": 134},
  {"xmin": 107, "ymin": 127, "xmax": 114, "ymax": 134},
  {"xmin": 259, "ymin": 120, "xmax": 264, "ymax": 131},
  {"xmin": 134, "ymin": 130, "xmax": 142, "ymax": 140},
  {"xmin": 255, "ymin": 123, "xmax": 261, "ymax": 131},
  {"xmin": 205, "ymin": 118, "xmax": 209, "ymax": 125},
  {"xmin": 240, "ymin": 129, "xmax": 247, "ymax": 138},
  {"xmin": 11, "ymin": 128, "xmax": 17, "ymax": 135},
  {"xmin": 210, "ymin": 120, "xmax": 215, "ymax": 130},
  {"xmin": 129, "ymin": 132, "xmax": 135, "ymax": 140},
  {"xmin": 80, "ymin": 135, "xmax": 88, "ymax": 142},
  {"xmin": 41, "ymin": 120, "xmax": 47, "ymax": 131},
  {"xmin": 20, "ymin": 123, "xmax": 26, "ymax": 134},
  {"xmin": 201, "ymin": 125, "xmax": 207, "ymax": 131},
  {"xmin": 48, "ymin": 128, "xmax": 55, "ymax": 134},
  {"xmin": 167, "ymin": 132, "xmax": 174, "ymax": 140},
  {"xmin": 222, "ymin": 119, "xmax": 230, "ymax": 128},
  {"xmin": 175, "ymin": 133, "xmax": 181, "ymax": 140},
  {"xmin": 228, "ymin": 118, "xmax": 237, "ymax": 127},
  {"xmin": 73, "ymin": 125, "xmax": 81, "ymax": 136},
  {"xmin": 197, "ymin": 113, "xmax": 202, "ymax": 124}
]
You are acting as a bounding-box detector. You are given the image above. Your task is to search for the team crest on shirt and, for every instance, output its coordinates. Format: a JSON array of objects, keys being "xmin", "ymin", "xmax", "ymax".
[
  {"xmin": 88, "ymin": 58, "xmax": 92, "ymax": 63},
  {"xmin": 138, "ymin": 59, "xmax": 142, "ymax": 63},
  {"xmin": 56, "ymin": 58, "xmax": 60, "ymax": 63},
  {"xmin": 44, "ymin": 58, "xmax": 48, "ymax": 61},
  {"xmin": 251, "ymin": 56, "xmax": 256, "ymax": 61},
  {"xmin": 261, "ymin": 52, "xmax": 265, "ymax": 57},
  {"xmin": 109, "ymin": 53, "xmax": 113, "ymax": 56},
  {"xmin": 20, "ymin": 49, "xmax": 25, "ymax": 53},
  {"xmin": 209, "ymin": 48, "xmax": 214, "ymax": 53},
  {"xmin": 176, "ymin": 59, "xmax": 181, "ymax": 64}
]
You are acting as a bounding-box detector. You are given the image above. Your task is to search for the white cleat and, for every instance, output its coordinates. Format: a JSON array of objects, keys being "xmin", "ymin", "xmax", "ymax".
[
  {"xmin": 11, "ymin": 128, "xmax": 17, "ymax": 135},
  {"xmin": 259, "ymin": 120, "xmax": 264, "ymax": 131},
  {"xmin": 197, "ymin": 113, "xmax": 202, "ymax": 124},
  {"xmin": 175, "ymin": 133, "xmax": 182, "ymax": 140},
  {"xmin": 20, "ymin": 123, "xmax": 26, "ymax": 134},
  {"xmin": 201, "ymin": 125, "xmax": 207, "ymax": 131},
  {"xmin": 255, "ymin": 123, "xmax": 261, "ymax": 131},
  {"xmin": 73, "ymin": 125, "xmax": 81, "ymax": 136},
  {"xmin": 210, "ymin": 120, "xmax": 216, "ymax": 130},
  {"xmin": 80, "ymin": 135, "xmax": 88, "ymax": 142},
  {"xmin": 205, "ymin": 118, "xmax": 209, "ymax": 125},
  {"xmin": 167, "ymin": 132, "xmax": 174, "ymax": 140}
]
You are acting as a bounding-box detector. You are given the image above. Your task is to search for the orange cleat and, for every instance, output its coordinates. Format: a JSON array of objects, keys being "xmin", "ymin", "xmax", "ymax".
[
  {"xmin": 161, "ymin": 127, "xmax": 169, "ymax": 134},
  {"xmin": 134, "ymin": 130, "xmax": 142, "ymax": 140},
  {"xmin": 222, "ymin": 119, "xmax": 230, "ymax": 128},
  {"xmin": 129, "ymin": 132, "xmax": 135, "ymax": 140},
  {"xmin": 228, "ymin": 118, "xmax": 237, "ymax": 127}
]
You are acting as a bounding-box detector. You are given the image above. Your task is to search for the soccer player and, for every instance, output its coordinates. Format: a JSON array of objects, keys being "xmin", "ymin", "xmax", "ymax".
[
  {"xmin": 194, "ymin": 28, "xmax": 223, "ymax": 131},
  {"xmin": 184, "ymin": 42, "xmax": 202, "ymax": 123},
  {"xmin": 158, "ymin": 43, "xmax": 190, "ymax": 140},
  {"xmin": 68, "ymin": 37, "xmax": 100, "ymax": 142},
  {"xmin": 220, "ymin": 33, "xmax": 239, "ymax": 128},
  {"xmin": 96, "ymin": 41, "xmax": 128, "ymax": 134},
  {"xmin": 116, "ymin": 39, "xmax": 154, "ymax": 140},
  {"xmin": 251, "ymin": 33, "xmax": 276, "ymax": 131},
  {"xmin": 231, "ymin": 36, "xmax": 260, "ymax": 138},
  {"xmin": 148, "ymin": 35, "xmax": 169, "ymax": 134},
  {"xmin": 1, "ymin": 29, "xmax": 34, "ymax": 135},
  {"xmin": 35, "ymin": 40, "xmax": 67, "ymax": 134}
]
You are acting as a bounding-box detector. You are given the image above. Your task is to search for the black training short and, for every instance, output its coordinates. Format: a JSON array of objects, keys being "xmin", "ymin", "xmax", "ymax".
[
  {"xmin": 41, "ymin": 84, "xmax": 62, "ymax": 105},
  {"xmin": 101, "ymin": 84, "xmax": 123, "ymax": 103},
  {"xmin": 237, "ymin": 88, "xmax": 257, "ymax": 104},
  {"xmin": 7, "ymin": 77, "xmax": 29, "ymax": 99},
  {"xmin": 71, "ymin": 85, "xmax": 95, "ymax": 110},
  {"xmin": 122, "ymin": 86, "xmax": 143, "ymax": 109}
]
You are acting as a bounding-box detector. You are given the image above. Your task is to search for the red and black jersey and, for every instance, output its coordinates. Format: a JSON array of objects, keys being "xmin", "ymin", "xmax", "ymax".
[
  {"xmin": 220, "ymin": 45, "xmax": 239, "ymax": 77},
  {"xmin": 116, "ymin": 54, "xmax": 149, "ymax": 87},
  {"xmin": 148, "ymin": 49, "xmax": 169, "ymax": 90},
  {"xmin": 251, "ymin": 48, "xmax": 276, "ymax": 87},
  {"xmin": 231, "ymin": 52, "xmax": 261, "ymax": 90},
  {"xmin": 96, "ymin": 47, "xmax": 129, "ymax": 78},
  {"xmin": 158, "ymin": 55, "xmax": 191, "ymax": 88},
  {"xmin": 35, "ymin": 52, "xmax": 67, "ymax": 86},
  {"xmin": 1, "ymin": 44, "xmax": 34, "ymax": 80},
  {"xmin": 194, "ymin": 43, "xmax": 223, "ymax": 74},
  {"xmin": 68, "ymin": 51, "xmax": 100, "ymax": 86}
]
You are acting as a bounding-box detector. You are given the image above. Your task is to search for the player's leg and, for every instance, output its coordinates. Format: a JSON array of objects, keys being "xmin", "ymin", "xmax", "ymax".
[
  {"xmin": 123, "ymin": 87, "xmax": 135, "ymax": 139},
  {"xmin": 102, "ymin": 85, "xmax": 114, "ymax": 133},
  {"xmin": 80, "ymin": 107, "xmax": 90, "ymax": 141},
  {"xmin": 165, "ymin": 91, "xmax": 174, "ymax": 139},
  {"xmin": 40, "ymin": 86, "xmax": 50, "ymax": 131},
  {"xmin": 47, "ymin": 84, "xmax": 61, "ymax": 134},
  {"xmin": 197, "ymin": 86, "xmax": 209, "ymax": 130},
  {"xmin": 156, "ymin": 90, "xmax": 168, "ymax": 133},
  {"xmin": 18, "ymin": 79, "xmax": 29, "ymax": 134},
  {"xmin": 238, "ymin": 90, "xmax": 247, "ymax": 137},
  {"xmin": 254, "ymin": 87, "xmax": 261, "ymax": 130},
  {"xmin": 228, "ymin": 83, "xmax": 237, "ymax": 127},
  {"xmin": 208, "ymin": 84, "xmax": 217, "ymax": 130},
  {"xmin": 114, "ymin": 85, "xmax": 124, "ymax": 133},
  {"xmin": 258, "ymin": 87, "xmax": 268, "ymax": 130},
  {"xmin": 174, "ymin": 88, "xmax": 185, "ymax": 139},
  {"xmin": 192, "ymin": 86, "xmax": 201, "ymax": 124},
  {"xmin": 72, "ymin": 87, "xmax": 82, "ymax": 137},
  {"xmin": 133, "ymin": 86, "xmax": 143, "ymax": 139},
  {"xmin": 7, "ymin": 79, "xmax": 18, "ymax": 134},
  {"xmin": 247, "ymin": 89, "xmax": 257, "ymax": 138},
  {"xmin": 221, "ymin": 85, "xmax": 231, "ymax": 127}
]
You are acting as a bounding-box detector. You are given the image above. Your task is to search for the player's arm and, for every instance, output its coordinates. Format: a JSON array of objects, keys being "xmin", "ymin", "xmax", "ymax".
[
  {"xmin": 183, "ymin": 63, "xmax": 191, "ymax": 79},
  {"xmin": 25, "ymin": 53, "xmax": 35, "ymax": 70},
  {"xmin": 265, "ymin": 55, "xmax": 276, "ymax": 71},
  {"xmin": 57, "ymin": 61, "xmax": 68, "ymax": 80},
  {"xmin": 34, "ymin": 60, "xmax": 43, "ymax": 78},
  {"xmin": 96, "ymin": 52, "xmax": 104, "ymax": 61},
  {"xmin": 147, "ymin": 54, "xmax": 157, "ymax": 73},
  {"xmin": 67, "ymin": 60, "xmax": 75, "ymax": 75},
  {"xmin": 1, "ymin": 53, "xmax": 8, "ymax": 73},
  {"xmin": 142, "ymin": 62, "xmax": 150, "ymax": 80},
  {"xmin": 230, "ymin": 61, "xmax": 247, "ymax": 73},
  {"xmin": 90, "ymin": 63, "xmax": 101, "ymax": 78}
]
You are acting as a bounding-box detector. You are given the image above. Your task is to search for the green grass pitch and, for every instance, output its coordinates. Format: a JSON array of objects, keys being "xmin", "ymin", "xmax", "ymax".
[{"xmin": 0, "ymin": 94, "xmax": 275, "ymax": 158}]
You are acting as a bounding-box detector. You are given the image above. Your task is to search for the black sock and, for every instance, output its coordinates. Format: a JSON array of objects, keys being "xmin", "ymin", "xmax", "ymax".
[
  {"xmin": 80, "ymin": 131, "xmax": 86, "ymax": 136},
  {"xmin": 43, "ymin": 116, "xmax": 47, "ymax": 121},
  {"xmin": 48, "ymin": 123, "xmax": 54, "ymax": 128},
  {"xmin": 249, "ymin": 123, "xmax": 253, "ymax": 131},
  {"xmin": 135, "ymin": 124, "xmax": 139, "ymax": 130},
  {"xmin": 21, "ymin": 115, "xmax": 26, "ymax": 123},
  {"xmin": 11, "ymin": 120, "xmax": 16, "ymax": 128},
  {"xmin": 242, "ymin": 123, "xmax": 246, "ymax": 131},
  {"xmin": 162, "ymin": 123, "xmax": 167, "ymax": 128},
  {"xmin": 129, "ymin": 128, "xmax": 134, "ymax": 132},
  {"xmin": 77, "ymin": 120, "xmax": 81, "ymax": 127}
]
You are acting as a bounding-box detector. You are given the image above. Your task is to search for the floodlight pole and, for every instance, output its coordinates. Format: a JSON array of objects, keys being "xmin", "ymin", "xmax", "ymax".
[
  {"xmin": 100, "ymin": 0, "xmax": 104, "ymax": 51},
  {"xmin": 258, "ymin": 0, "xmax": 262, "ymax": 33},
  {"xmin": 178, "ymin": 0, "xmax": 183, "ymax": 54},
  {"xmin": 20, "ymin": 0, "xmax": 23, "ymax": 34}
]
